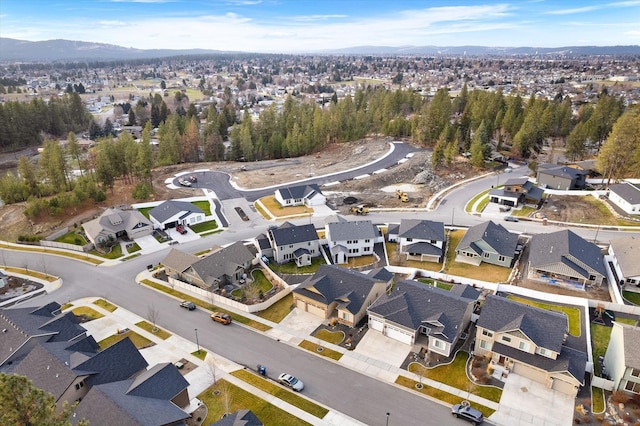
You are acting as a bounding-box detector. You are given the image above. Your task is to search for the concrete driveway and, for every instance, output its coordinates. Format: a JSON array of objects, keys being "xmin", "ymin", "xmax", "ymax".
[
  {"xmin": 134, "ymin": 234, "xmax": 163, "ymax": 253},
  {"xmin": 352, "ymin": 330, "xmax": 411, "ymax": 367},
  {"xmin": 489, "ymin": 373, "xmax": 575, "ymax": 426}
]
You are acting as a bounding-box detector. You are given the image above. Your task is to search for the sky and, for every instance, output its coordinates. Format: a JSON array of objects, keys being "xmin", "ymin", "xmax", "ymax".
[{"xmin": 1, "ymin": 0, "xmax": 639, "ymax": 53}]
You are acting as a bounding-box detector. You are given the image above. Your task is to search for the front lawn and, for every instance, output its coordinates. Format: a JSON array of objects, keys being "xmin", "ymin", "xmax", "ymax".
[
  {"xmin": 314, "ymin": 329, "xmax": 345, "ymax": 345},
  {"xmin": 190, "ymin": 220, "xmax": 218, "ymax": 234},
  {"xmin": 269, "ymin": 256, "xmax": 326, "ymax": 274},
  {"xmin": 231, "ymin": 369, "xmax": 328, "ymax": 419},
  {"xmin": 90, "ymin": 244, "xmax": 123, "ymax": 259},
  {"xmin": 98, "ymin": 330, "xmax": 154, "ymax": 350},
  {"xmin": 444, "ymin": 230, "xmax": 511, "ymax": 282},
  {"xmin": 258, "ymin": 196, "xmax": 314, "ymax": 217},
  {"xmin": 135, "ymin": 320, "xmax": 172, "ymax": 340},
  {"xmin": 255, "ymin": 293, "xmax": 293, "ymax": 323},
  {"xmin": 299, "ymin": 340, "xmax": 343, "ymax": 361},
  {"xmin": 71, "ymin": 306, "xmax": 104, "ymax": 321},
  {"xmin": 199, "ymin": 379, "xmax": 312, "ymax": 426},
  {"xmin": 507, "ymin": 295, "xmax": 581, "ymax": 336},
  {"xmin": 93, "ymin": 298, "xmax": 117, "ymax": 312},
  {"xmin": 465, "ymin": 189, "xmax": 491, "ymax": 213}
]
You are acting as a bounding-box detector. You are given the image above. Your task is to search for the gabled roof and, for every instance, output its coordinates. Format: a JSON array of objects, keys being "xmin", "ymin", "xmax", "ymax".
[
  {"xmin": 73, "ymin": 379, "xmax": 189, "ymax": 426},
  {"xmin": 404, "ymin": 242, "xmax": 442, "ymax": 256},
  {"xmin": 368, "ymin": 280, "xmax": 476, "ymax": 343},
  {"xmin": 609, "ymin": 182, "xmax": 640, "ymax": 204},
  {"xmin": 211, "ymin": 409, "xmax": 263, "ymax": 426},
  {"xmin": 83, "ymin": 208, "xmax": 152, "ymax": 241},
  {"xmin": 367, "ymin": 267, "xmax": 394, "ymax": 283},
  {"xmin": 503, "ymin": 177, "xmax": 529, "ymax": 187},
  {"xmin": 477, "ymin": 295, "xmax": 567, "ymax": 353},
  {"xmin": 449, "ymin": 284, "xmax": 482, "ymax": 300},
  {"xmin": 269, "ymin": 222, "xmax": 318, "ymax": 246},
  {"xmin": 456, "ymin": 221, "xmax": 518, "ymax": 257},
  {"xmin": 127, "ymin": 362, "xmax": 189, "ymax": 400},
  {"xmin": 76, "ymin": 337, "xmax": 148, "ymax": 386},
  {"xmin": 276, "ymin": 184, "xmax": 323, "ymax": 201},
  {"xmin": 538, "ymin": 165, "xmax": 586, "ymax": 179},
  {"xmin": 529, "ymin": 229, "xmax": 606, "ymax": 276},
  {"xmin": 190, "ymin": 241, "xmax": 254, "ymax": 283},
  {"xmin": 294, "ymin": 265, "xmax": 382, "ymax": 314},
  {"xmin": 610, "ymin": 236, "xmax": 640, "ymax": 278},
  {"xmin": 161, "ymin": 248, "xmax": 200, "ymax": 274},
  {"xmin": 327, "ymin": 219, "xmax": 378, "ymax": 241},
  {"xmin": 617, "ymin": 322, "xmax": 640, "ymax": 370},
  {"xmin": 149, "ymin": 200, "xmax": 204, "ymax": 223},
  {"xmin": 398, "ymin": 219, "xmax": 445, "ymax": 241}
]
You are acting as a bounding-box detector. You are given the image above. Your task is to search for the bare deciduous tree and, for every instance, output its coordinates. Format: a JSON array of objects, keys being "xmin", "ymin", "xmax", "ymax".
[{"xmin": 147, "ymin": 304, "xmax": 159, "ymax": 332}]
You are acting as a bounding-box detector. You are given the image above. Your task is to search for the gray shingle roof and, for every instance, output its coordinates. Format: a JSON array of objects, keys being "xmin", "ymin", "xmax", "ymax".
[
  {"xmin": 609, "ymin": 182, "xmax": 640, "ymax": 204},
  {"xmin": 212, "ymin": 409, "xmax": 263, "ymax": 426},
  {"xmin": 456, "ymin": 221, "xmax": 518, "ymax": 256},
  {"xmin": 327, "ymin": 219, "xmax": 378, "ymax": 241},
  {"xmin": 529, "ymin": 229, "xmax": 606, "ymax": 276},
  {"xmin": 538, "ymin": 166, "xmax": 586, "ymax": 179},
  {"xmin": 398, "ymin": 219, "xmax": 445, "ymax": 241},
  {"xmin": 161, "ymin": 248, "xmax": 200, "ymax": 274},
  {"xmin": 190, "ymin": 241, "xmax": 254, "ymax": 284},
  {"xmin": 269, "ymin": 222, "xmax": 318, "ymax": 246},
  {"xmin": 477, "ymin": 295, "xmax": 568, "ymax": 353},
  {"xmin": 294, "ymin": 265, "xmax": 382, "ymax": 314},
  {"xmin": 83, "ymin": 208, "xmax": 152, "ymax": 242},
  {"xmin": 367, "ymin": 267, "xmax": 394, "ymax": 283},
  {"xmin": 127, "ymin": 362, "xmax": 189, "ymax": 400},
  {"xmin": 449, "ymin": 284, "xmax": 482, "ymax": 300},
  {"xmin": 149, "ymin": 200, "xmax": 204, "ymax": 223},
  {"xmin": 404, "ymin": 242, "xmax": 442, "ymax": 256},
  {"xmin": 619, "ymin": 322, "xmax": 640, "ymax": 370},
  {"xmin": 77, "ymin": 337, "xmax": 148, "ymax": 386},
  {"xmin": 609, "ymin": 236, "xmax": 640, "ymax": 278},
  {"xmin": 368, "ymin": 280, "xmax": 476, "ymax": 343},
  {"xmin": 276, "ymin": 184, "xmax": 322, "ymax": 201}
]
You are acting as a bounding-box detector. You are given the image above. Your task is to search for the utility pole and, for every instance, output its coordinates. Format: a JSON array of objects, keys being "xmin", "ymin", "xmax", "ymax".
[{"xmin": 195, "ymin": 328, "xmax": 200, "ymax": 352}]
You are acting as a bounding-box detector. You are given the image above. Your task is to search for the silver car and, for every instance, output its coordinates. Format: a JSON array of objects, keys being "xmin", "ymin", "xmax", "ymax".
[
  {"xmin": 452, "ymin": 402, "xmax": 483, "ymax": 425},
  {"xmin": 278, "ymin": 373, "xmax": 304, "ymax": 392}
]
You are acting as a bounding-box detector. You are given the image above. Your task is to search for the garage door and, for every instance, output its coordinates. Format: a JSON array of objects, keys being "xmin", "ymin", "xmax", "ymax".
[
  {"xmin": 307, "ymin": 303, "xmax": 325, "ymax": 318},
  {"xmin": 295, "ymin": 298, "xmax": 306, "ymax": 310},
  {"xmin": 369, "ymin": 317, "xmax": 384, "ymax": 332},
  {"xmin": 385, "ymin": 325, "xmax": 413, "ymax": 345}
]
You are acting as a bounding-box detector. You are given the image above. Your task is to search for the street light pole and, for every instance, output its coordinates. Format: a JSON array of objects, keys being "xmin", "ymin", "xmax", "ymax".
[
  {"xmin": 386, "ymin": 412, "xmax": 390, "ymax": 426},
  {"xmin": 195, "ymin": 328, "xmax": 200, "ymax": 352}
]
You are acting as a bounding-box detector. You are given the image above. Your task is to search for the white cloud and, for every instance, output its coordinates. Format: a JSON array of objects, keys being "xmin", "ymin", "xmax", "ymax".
[
  {"xmin": 99, "ymin": 20, "xmax": 128, "ymax": 27},
  {"xmin": 292, "ymin": 14, "xmax": 348, "ymax": 22}
]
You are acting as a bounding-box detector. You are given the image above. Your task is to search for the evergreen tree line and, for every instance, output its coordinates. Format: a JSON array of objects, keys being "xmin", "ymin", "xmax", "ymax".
[{"xmin": 0, "ymin": 93, "xmax": 92, "ymax": 152}]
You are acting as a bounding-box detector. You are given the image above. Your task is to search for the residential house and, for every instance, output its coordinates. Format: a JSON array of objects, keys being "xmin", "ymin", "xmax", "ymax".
[
  {"xmin": 387, "ymin": 219, "xmax": 446, "ymax": 263},
  {"xmin": 455, "ymin": 221, "xmax": 519, "ymax": 267},
  {"xmin": 266, "ymin": 222, "xmax": 320, "ymax": 266},
  {"xmin": 161, "ymin": 242, "xmax": 255, "ymax": 291},
  {"xmin": 367, "ymin": 281, "xmax": 479, "ymax": 356},
  {"xmin": 528, "ymin": 229, "xmax": 606, "ymax": 288},
  {"xmin": 536, "ymin": 165, "xmax": 587, "ymax": 190},
  {"xmin": 83, "ymin": 208, "xmax": 153, "ymax": 246},
  {"xmin": 212, "ymin": 410, "xmax": 263, "ymax": 426},
  {"xmin": 293, "ymin": 265, "xmax": 389, "ymax": 327},
  {"xmin": 608, "ymin": 236, "xmax": 640, "ymax": 289},
  {"xmin": 0, "ymin": 302, "xmax": 87, "ymax": 367},
  {"xmin": 474, "ymin": 295, "xmax": 587, "ymax": 397},
  {"xmin": 608, "ymin": 182, "xmax": 640, "ymax": 215},
  {"xmin": 274, "ymin": 184, "xmax": 326, "ymax": 207},
  {"xmin": 325, "ymin": 215, "xmax": 383, "ymax": 265},
  {"xmin": 149, "ymin": 200, "xmax": 205, "ymax": 230},
  {"xmin": 603, "ymin": 321, "xmax": 640, "ymax": 394},
  {"xmin": 489, "ymin": 177, "xmax": 544, "ymax": 207}
]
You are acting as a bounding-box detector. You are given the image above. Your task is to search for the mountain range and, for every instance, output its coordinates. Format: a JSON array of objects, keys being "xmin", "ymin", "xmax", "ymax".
[{"xmin": 1, "ymin": 37, "xmax": 639, "ymax": 62}]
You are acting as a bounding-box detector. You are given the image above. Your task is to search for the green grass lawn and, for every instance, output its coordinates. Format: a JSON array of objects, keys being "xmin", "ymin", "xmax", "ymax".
[
  {"xmin": 71, "ymin": 306, "xmax": 104, "ymax": 321},
  {"xmin": 512, "ymin": 206, "xmax": 537, "ymax": 217},
  {"xmin": 98, "ymin": 330, "xmax": 154, "ymax": 350},
  {"xmin": 231, "ymin": 369, "xmax": 329, "ymax": 419},
  {"xmin": 199, "ymin": 379, "xmax": 312, "ymax": 426},
  {"xmin": 413, "ymin": 352, "xmax": 502, "ymax": 403},
  {"xmin": 417, "ymin": 278, "xmax": 453, "ymax": 291},
  {"xmin": 592, "ymin": 386, "xmax": 605, "ymax": 413},
  {"xmin": 299, "ymin": 340, "xmax": 343, "ymax": 361},
  {"xmin": 231, "ymin": 270, "xmax": 273, "ymax": 298},
  {"xmin": 90, "ymin": 244, "xmax": 123, "ymax": 259},
  {"xmin": 507, "ymin": 295, "xmax": 581, "ymax": 336},
  {"xmin": 135, "ymin": 320, "xmax": 172, "ymax": 340},
  {"xmin": 590, "ymin": 323, "xmax": 612, "ymax": 376},
  {"xmin": 623, "ymin": 291, "xmax": 640, "ymax": 306},
  {"xmin": 191, "ymin": 201, "xmax": 212, "ymax": 216},
  {"xmin": 465, "ymin": 189, "xmax": 491, "ymax": 213},
  {"xmin": 138, "ymin": 207, "xmax": 152, "ymax": 219},
  {"xmin": 93, "ymin": 298, "xmax": 118, "ymax": 312},
  {"xmin": 444, "ymin": 230, "xmax": 511, "ymax": 282},
  {"xmin": 190, "ymin": 220, "xmax": 218, "ymax": 233},
  {"xmin": 127, "ymin": 243, "xmax": 141, "ymax": 253},
  {"xmin": 255, "ymin": 293, "xmax": 294, "ymax": 323},
  {"xmin": 258, "ymin": 196, "xmax": 313, "ymax": 218},
  {"xmin": 268, "ymin": 256, "xmax": 326, "ymax": 274},
  {"xmin": 314, "ymin": 329, "xmax": 345, "ymax": 345},
  {"xmin": 395, "ymin": 376, "xmax": 496, "ymax": 418},
  {"xmin": 139, "ymin": 279, "xmax": 271, "ymax": 332},
  {"xmin": 54, "ymin": 231, "xmax": 87, "ymax": 245},
  {"xmin": 60, "ymin": 303, "xmax": 73, "ymax": 311},
  {"xmin": 192, "ymin": 349, "xmax": 207, "ymax": 360},
  {"xmin": 0, "ymin": 243, "xmax": 103, "ymax": 265}
]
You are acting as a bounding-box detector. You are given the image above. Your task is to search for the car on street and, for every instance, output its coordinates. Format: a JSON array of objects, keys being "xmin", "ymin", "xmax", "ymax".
[
  {"xmin": 178, "ymin": 178, "xmax": 191, "ymax": 187},
  {"xmin": 211, "ymin": 311, "xmax": 232, "ymax": 325},
  {"xmin": 504, "ymin": 216, "xmax": 519, "ymax": 222},
  {"xmin": 278, "ymin": 373, "xmax": 304, "ymax": 391},
  {"xmin": 451, "ymin": 402, "xmax": 483, "ymax": 425},
  {"xmin": 188, "ymin": 175, "xmax": 197, "ymax": 183},
  {"xmin": 180, "ymin": 300, "xmax": 196, "ymax": 310}
]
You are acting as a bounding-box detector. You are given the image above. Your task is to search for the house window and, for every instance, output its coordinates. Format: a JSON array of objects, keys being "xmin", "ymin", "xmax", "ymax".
[
  {"xmin": 518, "ymin": 341, "xmax": 530, "ymax": 351},
  {"xmin": 433, "ymin": 339, "xmax": 444, "ymax": 349},
  {"xmin": 420, "ymin": 325, "xmax": 431, "ymax": 335},
  {"xmin": 365, "ymin": 239, "xmax": 370, "ymax": 243},
  {"xmin": 364, "ymin": 247, "xmax": 371, "ymax": 252},
  {"xmin": 501, "ymin": 336, "xmax": 511, "ymax": 343},
  {"xmin": 341, "ymin": 312, "xmax": 349, "ymax": 320},
  {"xmin": 589, "ymin": 275, "xmax": 596, "ymax": 281},
  {"xmin": 626, "ymin": 381, "xmax": 640, "ymax": 394},
  {"xmin": 482, "ymin": 329, "xmax": 493, "ymax": 338},
  {"xmin": 406, "ymin": 238, "xmax": 412, "ymax": 242},
  {"xmin": 75, "ymin": 381, "xmax": 84, "ymax": 390},
  {"xmin": 483, "ymin": 252, "xmax": 490, "ymax": 258},
  {"xmin": 479, "ymin": 340, "xmax": 489, "ymax": 349},
  {"xmin": 539, "ymin": 348, "xmax": 549, "ymax": 356},
  {"xmin": 631, "ymin": 369, "xmax": 640, "ymax": 378},
  {"xmin": 498, "ymin": 255, "xmax": 505, "ymax": 262}
]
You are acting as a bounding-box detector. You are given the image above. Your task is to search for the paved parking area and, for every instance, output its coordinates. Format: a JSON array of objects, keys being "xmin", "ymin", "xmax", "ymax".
[
  {"xmin": 134, "ymin": 234, "xmax": 162, "ymax": 252},
  {"xmin": 489, "ymin": 373, "xmax": 575, "ymax": 426},
  {"xmin": 352, "ymin": 330, "xmax": 411, "ymax": 367}
]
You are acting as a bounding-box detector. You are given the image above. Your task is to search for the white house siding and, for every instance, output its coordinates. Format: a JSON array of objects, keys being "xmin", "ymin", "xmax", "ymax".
[
  {"xmin": 605, "ymin": 322, "xmax": 633, "ymax": 391},
  {"xmin": 369, "ymin": 316, "xmax": 384, "ymax": 332},
  {"xmin": 609, "ymin": 192, "xmax": 640, "ymax": 215},
  {"xmin": 305, "ymin": 193, "xmax": 327, "ymax": 206},
  {"xmin": 385, "ymin": 324, "xmax": 414, "ymax": 345}
]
